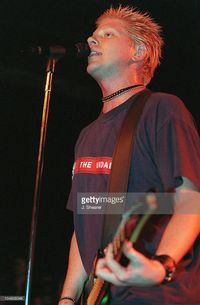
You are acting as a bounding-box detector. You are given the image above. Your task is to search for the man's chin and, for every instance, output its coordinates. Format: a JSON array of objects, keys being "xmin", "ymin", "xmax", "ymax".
[{"xmin": 86, "ymin": 64, "xmax": 100, "ymax": 79}]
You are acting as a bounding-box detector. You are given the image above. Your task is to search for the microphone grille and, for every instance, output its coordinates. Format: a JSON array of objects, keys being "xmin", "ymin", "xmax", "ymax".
[{"xmin": 75, "ymin": 42, "xmax": 90, "ymax": 57}]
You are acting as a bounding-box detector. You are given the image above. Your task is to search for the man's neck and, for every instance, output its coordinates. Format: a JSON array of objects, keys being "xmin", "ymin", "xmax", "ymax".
[
  {"xmin": 97, "ymin": 74, "xmax": 145, "ymax": 113},
  {"xmin": 102, "ymin": 85, "xmax": 145, "ymax": 113}
]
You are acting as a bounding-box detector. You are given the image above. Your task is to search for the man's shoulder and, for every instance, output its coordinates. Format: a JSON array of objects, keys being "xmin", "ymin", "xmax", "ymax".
[
  {"xmin": 74, "ymin": 115, "xmax": 101, "ymax": 151},
  {"xmin": 147, "ymin": 91, "xmax": 190, "ymax": 120},
  {"xmin": 150, "ymin": 91, "xmax": 184, "ymax": 106},
  {"xmin": 78, "ymin": 116, "xmax": 101, "ymax": 137},
  {"xmin": 139, "ymin": 90, "xmax": 195, "ymax": 133}
]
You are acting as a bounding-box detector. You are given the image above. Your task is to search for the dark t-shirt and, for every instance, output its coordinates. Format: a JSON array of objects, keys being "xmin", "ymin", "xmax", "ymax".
[{"xmin": 67, "ymin": 90, "xmax": 200, "ymax": 305}]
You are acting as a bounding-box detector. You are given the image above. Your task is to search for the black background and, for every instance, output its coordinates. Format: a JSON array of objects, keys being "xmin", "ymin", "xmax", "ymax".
[{"xmin": 0, "ymin": 0, "xmax": 199, "ymax": 297}]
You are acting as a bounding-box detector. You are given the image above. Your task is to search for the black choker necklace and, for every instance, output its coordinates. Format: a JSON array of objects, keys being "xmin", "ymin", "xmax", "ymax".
[{"xmin": 102, "ymin": 84, "xmax": 144, "ymax": 102}]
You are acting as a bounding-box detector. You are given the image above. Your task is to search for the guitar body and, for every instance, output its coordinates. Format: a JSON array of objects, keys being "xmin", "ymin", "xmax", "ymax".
[
  {"xmin": 81, "ymin": 277, "xmax": 109, "ymax": 305},
  {"xmin": 81, "ymin": 250, "xmax": 110, "ymax": 305}
]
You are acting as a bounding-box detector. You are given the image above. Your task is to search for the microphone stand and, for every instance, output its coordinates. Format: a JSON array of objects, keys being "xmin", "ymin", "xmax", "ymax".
[{"xmin": 25, "ymin": 53, "xmax": 62, "ymax": 305}]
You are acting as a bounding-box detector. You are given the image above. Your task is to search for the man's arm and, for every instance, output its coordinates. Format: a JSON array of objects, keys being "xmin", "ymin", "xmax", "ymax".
[
  {"xmin": 59, "ymin": 231, "xmax": 88, "ymax": 304},
  {"xmin": 95, "ymin": 177, "xmax": 200, "ymax": 286},
  {"xmin": 156, "ymin": 177, "xmax": 200, "ymax": 262}
]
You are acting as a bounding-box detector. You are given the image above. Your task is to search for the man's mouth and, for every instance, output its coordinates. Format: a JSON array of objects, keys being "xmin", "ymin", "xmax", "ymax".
[{"xmin": 89, "ymin": 50, "xmax": 102, "ymax": 57}]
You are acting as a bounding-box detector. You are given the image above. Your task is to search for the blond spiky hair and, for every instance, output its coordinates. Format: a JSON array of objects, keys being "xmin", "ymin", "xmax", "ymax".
[{"xmin": 96, "ymin": 5, "xmax": 164, "ymax": 84}]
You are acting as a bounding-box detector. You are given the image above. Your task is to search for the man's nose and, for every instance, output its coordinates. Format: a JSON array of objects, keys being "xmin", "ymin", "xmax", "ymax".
[{"xmin": 87, "ymin": 35, "xmax": 98, "ymax": 46}]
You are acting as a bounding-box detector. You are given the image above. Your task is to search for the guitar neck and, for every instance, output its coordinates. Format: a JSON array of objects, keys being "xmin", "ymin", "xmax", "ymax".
[{"xmin": 113, "ymin": 193, "xmax": 157, "ymax": 256}]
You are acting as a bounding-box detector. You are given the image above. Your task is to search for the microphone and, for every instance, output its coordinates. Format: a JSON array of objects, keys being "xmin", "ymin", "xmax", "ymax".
[{"xmin": 20, "ymin": 42, "xmax": 90, "ymax": 59}]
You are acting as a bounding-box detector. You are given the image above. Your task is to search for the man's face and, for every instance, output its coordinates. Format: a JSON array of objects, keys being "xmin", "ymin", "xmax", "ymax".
[{"xmin": 87, "ymin": 18, "xmax": 135, "ymax": 81}]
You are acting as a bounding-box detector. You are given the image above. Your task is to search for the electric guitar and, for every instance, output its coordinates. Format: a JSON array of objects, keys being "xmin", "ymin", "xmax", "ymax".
[{"xmin": 81, "ymin": 192, "xmax": 157, "ymax": 305}]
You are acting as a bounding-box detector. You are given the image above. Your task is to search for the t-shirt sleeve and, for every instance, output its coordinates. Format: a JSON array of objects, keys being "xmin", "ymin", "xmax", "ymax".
[
  {"xmin": 155, "ymin": 116, "xmax": 200, "ymax": 189},
  {"xmin": 66, "ymin": 130, "xmax": 84, "ymax": 212}
]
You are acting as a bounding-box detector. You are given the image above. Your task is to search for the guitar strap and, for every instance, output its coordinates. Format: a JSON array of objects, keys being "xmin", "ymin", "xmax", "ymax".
[{"xmin": 101, "ymin": 89, "xmax": 152, "ymax": 249}]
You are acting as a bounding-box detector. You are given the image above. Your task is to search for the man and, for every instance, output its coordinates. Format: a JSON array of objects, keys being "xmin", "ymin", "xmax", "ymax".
[{"xmin": 59, "ymin": 6, "xmax": 200, "ymax": 305}]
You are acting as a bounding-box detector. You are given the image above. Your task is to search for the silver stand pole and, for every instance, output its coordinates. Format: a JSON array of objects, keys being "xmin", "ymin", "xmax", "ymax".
[{"xmin": 25, "ymin": 56, "xmax": 57, "ymax": 305}]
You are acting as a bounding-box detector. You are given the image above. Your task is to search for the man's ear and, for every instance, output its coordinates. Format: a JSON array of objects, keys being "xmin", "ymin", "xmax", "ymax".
[{"xmin": 132, "ymin": 44, "xmax": 147, "ymax": 61}]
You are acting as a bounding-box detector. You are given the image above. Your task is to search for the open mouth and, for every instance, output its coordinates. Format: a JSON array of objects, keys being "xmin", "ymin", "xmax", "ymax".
[{"xmin": 89, "ymin": 50, "xmax": 102, "ymax": 57}]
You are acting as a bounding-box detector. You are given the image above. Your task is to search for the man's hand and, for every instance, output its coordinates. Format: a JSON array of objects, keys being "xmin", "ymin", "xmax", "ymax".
[{"xmin": 95, "ymin": 241, "xmax": 166, "ymax": 286}]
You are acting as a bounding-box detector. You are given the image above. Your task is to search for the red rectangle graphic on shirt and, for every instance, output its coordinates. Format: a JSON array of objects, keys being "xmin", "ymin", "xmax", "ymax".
[{"xmin": 74, "ymin": 157, "xmax": 112, "ymax": 175}]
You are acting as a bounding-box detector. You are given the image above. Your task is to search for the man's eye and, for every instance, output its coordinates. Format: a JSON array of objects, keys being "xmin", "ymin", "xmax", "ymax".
[{"xmin": 104, "ymin": 32, "xmax": 113, "ymax": 37}]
